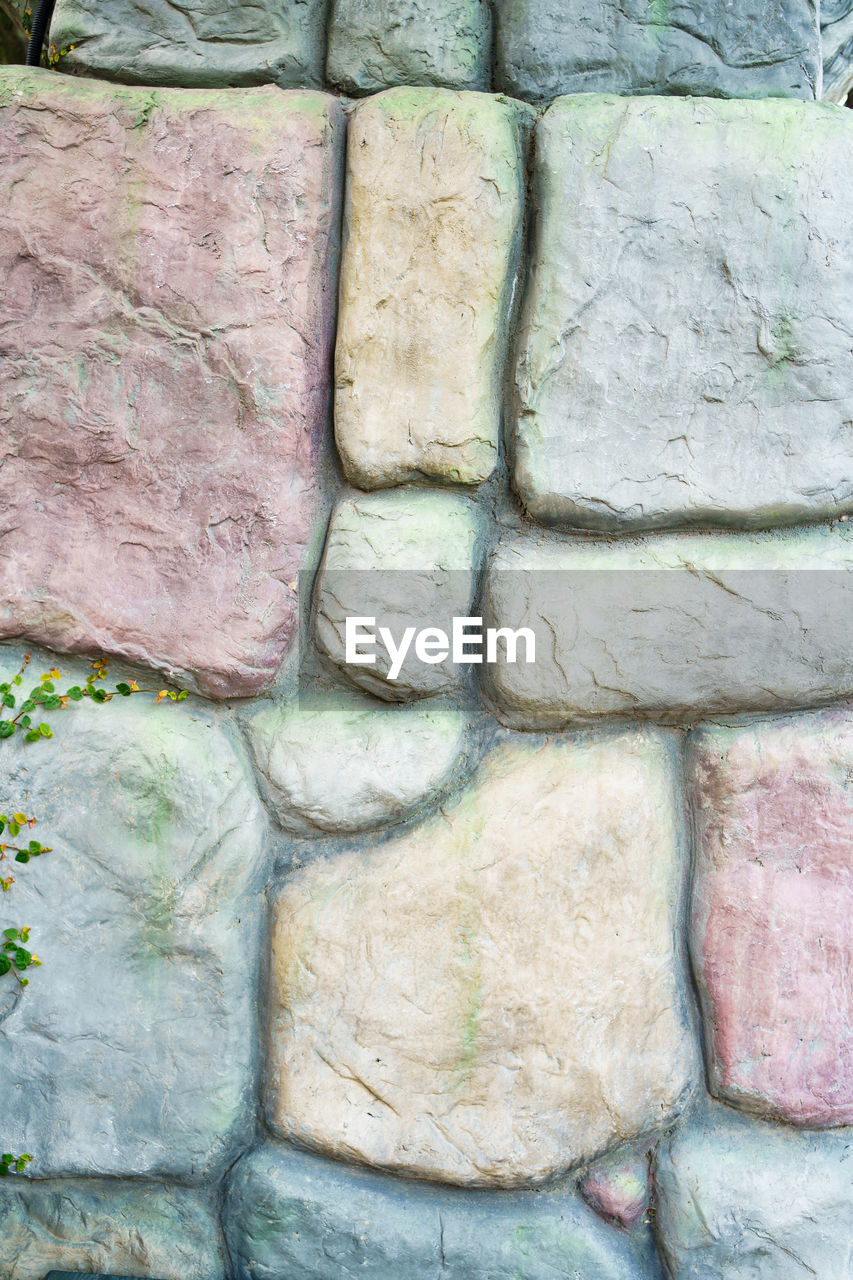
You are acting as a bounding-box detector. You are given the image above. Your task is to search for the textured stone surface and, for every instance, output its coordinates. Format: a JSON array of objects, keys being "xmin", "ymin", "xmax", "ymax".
[
  {"xmin": 268, "ymin": 731, "xmax": 694, "ymax": 1186},
  {"xmin": 823, "ymin": 0, "xmax": 853, "ymax": 102},
  {"xmin": 512, "ymin": 95, "xmax": 853, "ymax": 532},
  {"xmin": 225, "ymin": 1141, "xmax": 664, "ymax": 1279},
  {"xmin": 313, "ymin": 490, "xmax": 482, "ymax": 699},
  {"xmin": 481, "ymin": 525, "xmax": 853, "ymax": 727},
  {"xmin": 0, "ymin": 69, "xmax": 342, "ymax": 698},
  {"xmin": 495, "ymin": 0, "xmax": 820, "ymax": 102},
  {"xmin": 580, "ymin": 1151, "xmax": 650, "ymax": 1230},
  {"xmin": 655, "ymin": 1102, "xmax": 853, "ymax": 1278},
  {"xmin": 689, "ymin": 709, "xmax": 853, "ymax": 1127},
  {"xmin": 327, "ymin": 0, "xmax": 491, "ymax": 94},
  {"xmin": 0, "ymin": 1179, "xmax": 224, "ymax": 1280},
  {"xmin": 0, "ymin": 691, "xmax": 267, "ymax": 1178},
  {"xmin": 247, "ymin": 692, "xmax": 471, "ymax": 835},
  {"xmin": 50, "ymin": 0, "xmax": 328, "ymax": 88},
  {"xmin": 334, "ymin": 88, "xmax": 529, "ymax": 488}
]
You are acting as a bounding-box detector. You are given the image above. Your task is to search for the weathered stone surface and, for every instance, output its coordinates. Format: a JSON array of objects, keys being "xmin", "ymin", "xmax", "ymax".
[
  {"xmin": 822, "ymin": 0, "xmax": 853, "ymax": 102},
  {"xmin": 247, "ymin": 692, "xmax": 471, "ymax": 835},
  {"xmin": 327, "ymin": 0, "xmax": 491, "ymax": 94},
  {"xmin": 580, "ymin": 1150, "xmax": 650, "ymax": 1230},
  {"xmin": 689, "ymin": 709, "xmax": 853, "ymax": 1127},
  {"xmin": 0, "ymin": 688, "xmax": 268, "ymax": 1178},
  {"xmin": 334, "ymin": 88, "xmax": 529, "ymax": 489},
  {"xmin": 313, "ymin": 490, "xmax": 482, "ymax": 700},
  {"xmin": 481, "ymin": 525, "xmax": 853, "ymax": 727},
  {"xmin": 50, "ymin": 0, "xmax": 328, "ymax": 88},
  {"xmin": 512, "ymin": 95, "xmax": 853, "ymax": 532},
  {"xmin": 494, "ymin": 0, "xmax": 820, "ymax": 102},
  {"xmin": 0, "ymin": 69, "xmax": 342, "ymax": 698},
  {"xmin": 0, "ymin": 1179, "xmax": 224, "ymax": 1280},
  {"xmin": 268, "ymin": 730, "xmax": 695, "ymax": 1186},
  {"xmin": 655, "ymin": 1102, "xmax": 853, "ymax": 1278},
  {"xmin": 225, "ymin": 1141, "xmax": 664, "ymax": 1280}
]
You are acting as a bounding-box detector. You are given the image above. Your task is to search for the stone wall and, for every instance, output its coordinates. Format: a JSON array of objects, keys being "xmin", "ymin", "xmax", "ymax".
[{"xmin": 0, "ymin": 1, "xmax": 852, "ymax": 1274}]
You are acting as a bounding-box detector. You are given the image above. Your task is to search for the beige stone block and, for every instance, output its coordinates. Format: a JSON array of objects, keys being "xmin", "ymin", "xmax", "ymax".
[
  {"xmin": 268, "ymin": 730, "xmax": 695, "ymax": 1187},
  {"xmin": 334, "ymin": 88, "xmax": 529, "ymax": 488}
]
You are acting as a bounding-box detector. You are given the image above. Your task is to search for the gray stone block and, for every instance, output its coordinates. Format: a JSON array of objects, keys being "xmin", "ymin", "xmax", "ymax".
[
  {"xmin": 327, "ymin": 0, "xmax": 491, "ymax": 94},
  {"xmin": 224, "ymin": 1141, "xmax": 664, "ymax": 1279},
  {"xmin": 822, "ymin": 0, "xmax": 853, "ymax": 102},
  {"xmin": 49, "ymin": 0, "xmax": 328, "ymax": 88},
  {"xmin": 495, "ymin": 0, "xmax": 821, "ymax": 102},
  {"xmin": 655, "ymin": 1101, "xmax": 853, "ymax": 1278},
  {"xmin": 512, "ymin": 95, "xmax": 853, "ymax": 532},
  {"xmin": 480, "ymin": 525, "xmax": 853, "ymax": 726},
  {"xmin": 0, "ymin": 685, "xmax": 268, "ymax": 1179},
  {"xmin": 0, "ymin": 1178, "xmax": 223, "ymax": 1280}
]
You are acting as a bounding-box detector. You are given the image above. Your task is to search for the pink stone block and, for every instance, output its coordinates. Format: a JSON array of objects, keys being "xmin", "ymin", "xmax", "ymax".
[
  {"xmin": 0, "ymin": 69, "xmax": 342, "ymax": 697},
  {"xmin": 580, "ymin": 1150, "xmax": 650, "ymax": 1230},
  {"xmin": 689, "ymin": 709, "xmax": 853, "ymax": 1126}
]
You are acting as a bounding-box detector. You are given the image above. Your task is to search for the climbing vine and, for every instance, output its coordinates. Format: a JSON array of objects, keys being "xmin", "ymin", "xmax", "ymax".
[{"xmin": 0, "ymin": 651, "xmax": 187, "ymax": 1173}]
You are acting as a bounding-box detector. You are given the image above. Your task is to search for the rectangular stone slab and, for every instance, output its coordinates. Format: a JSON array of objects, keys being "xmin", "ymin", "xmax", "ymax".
[
  {"xmin": 0, "ymin": 69, "xmax": 342, "ymax": 698},
  {"xmin": 326, "ymin": 0, "xmax": 491, "ymax": 94},
  {"xmin": 334, "ymin": 88, "xmax": 530, "ymax": 488},
  {"xmin": 512, "ymin": 95, "xmax": 853, "ymax": 532},
  {"xmin": 49, "ymin": 0, "xmax": 329, "ymax": 88},
  {"xmin": 822, "ymin": 0, "xmax": 853, "ymax": 102},
  {"xmin": 495, "ymin": 0, "xmax": 820, "ymax": 102},
  {"xmin": 689, "ymin": 710, "xmax": 853, "ymax": 1127},
  {"xmin": 480, "ymin": 525, "xmax": 853, "ymax": 726}
]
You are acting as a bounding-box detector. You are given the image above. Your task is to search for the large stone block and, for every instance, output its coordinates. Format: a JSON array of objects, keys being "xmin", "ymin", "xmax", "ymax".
[
  {"xmin": 655, "ymin": 1102, "xmax": 853, "ymax": 1278},
  {"xmin": 481, "ymin": 525, "xmax": 853, "ymax": 727},
  {"xmin": 0, "ymin": 689, "xmax": 268, "ymax": 1178},
  {"xmin": 268, "ymin": 730, "xmax": 695, "ymax": 1186},
  {"xmin": 512, "ymin": 95, "xmax": 853, "ymax": 532},
  {"xmin": 0, "ymin": 70, "xmax": 342, "ymax": 698},
  {"xmin": 313, "ymin": 489, "xmax": 483, "ymax": 699},
  {"xmin": 495, "ymin": 0, "xmax": 820, "ymax": 102},
  {"xmin": 49, "ymin": 0, "xmax": 328, "ymax": 88},
  {"xmin": 823, "ymin": 0, "xmax": 853, "ymax": 102},
  {"xmin": 689, "ymin": 709, "xmax": 853, "ymax": 1127},
  {"xmin": 247, "ymin": 692, "xmax": 472, "ymax": 835},
  {"xmin": 327, "ymin": 0, "xmax": 491, "ymax": 94},
  {"xmin": 0, "ymin": 1179, "xmax": 224, "ymax": 1280},
  {"xmin": 334, "ymin": 88, "xmax": 530, "ymax": 489},
  {"xmin": 225, "ymin": 1141, "xmax": 664, "ymax": 1280}
]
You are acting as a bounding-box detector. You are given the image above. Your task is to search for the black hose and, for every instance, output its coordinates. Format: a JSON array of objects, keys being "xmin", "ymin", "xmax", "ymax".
[{"xmin": 25, "ymin": 0, "xmax": 56, "ymax": 65}]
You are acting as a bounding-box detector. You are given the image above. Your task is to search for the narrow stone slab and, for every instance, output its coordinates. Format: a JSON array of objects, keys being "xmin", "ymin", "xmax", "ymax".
[
  {"xmin": 225, "ymin": 1142, "xmax": 664, "ymax": 1279},
  {"xmin": 327, "ymin": 0, "xmax": 491, "ymax": 94},
  {"xmin": 689, "ymin": 709, "xmax": 853, "ymax": 1127},
  {"xmin": 0, "ymin": 694, "xmax": 267, "ymax": 1179},
  {"xmin": 0, "ymin": 70, "xmax": 342, "ymax": 698},
  {"xmin": 313, "ymin": 490, "xmax": 482, "ymax": 699},
  {"xmin": 334, "ymin": 88, "xmax": 529, "ymax": 488},
  {"xmin": 268, "ymin": 731, "xmax": 695, "ymax": 1186},
  {"xmin": 512, "ymin": 95, "xmax": 853, "ymax": 532},
  {"xmin": 495, "ymin": 0, "xmax": 820, "ymax": 102},
  {"xmin": 655, "ymin": 1102, "xmax": 853, "ymax": 1278},
  {"xmin": 247, "ymin": 692, "xmax": 471, "ymax": 835},
  {"xmin": 823, "ymin": 0, "xmax": 853, "ymax": 102},
  {"xmin": 49, "ymin": 0, "xmax": 328, "ymax": 87},
  {"xmin": 0, "ymin": 1179, "xmax": 223, "ymax": 1280},
  {"xmin": 481, "ymin": 525, "xmax": 853, "ymax": 727}
]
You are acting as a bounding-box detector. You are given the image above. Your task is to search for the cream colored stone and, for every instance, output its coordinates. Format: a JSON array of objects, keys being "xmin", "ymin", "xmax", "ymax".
[
  {"xmin": 334, "ymin": 88, "xmax": 529, "ymax": 488},
  {"xmin": 268, "ymin": 730, "xmax": 695, "ymax": 1187}
]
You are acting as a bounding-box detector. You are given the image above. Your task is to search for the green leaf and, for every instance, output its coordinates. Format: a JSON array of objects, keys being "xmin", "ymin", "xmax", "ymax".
[
  {"xmin": 12, "ymin": 675, "xmax": 22, "ymax": 686},
  {"xmin": 115, "ymin": 682, "xmax": 131, "ymax": 696},
  {"xmin": 0, "ymin": 957, "xmax": 10, "ymax": 977},
  {"xmin": 0, "ymin": 684, "xmax": 7, "ymax": 694},
  {"xmin": 177, "ymin": 690, "xmax": 188, "ymax": 700},
  {"xmin": 66, "ymin": 686, "xmax": 83, "ymax": 701},
  {"xmin": 91, "ymin": 688, "xmax": 108, "ymax": 703},
  {"xmin": 28, "ymin": 841, "xmax": 41, "ymax": 853},
  {"xmin": 40, "ymin": 680, "xmax": 54, "ymax": 692},
  {"xmin": 24, "ymin": 731, "xmax": 40, "ymax": 743},
  {"xmin": 1, "ymin": 1154, "xmax": 11, "ymax": 1164},
  {"xmin": 8, "ymin": 823, "xmax": 20, "ymax": 837},
  {"xmin": 0, "ymin": 1163, "xmax": 8, "ymax": 1175},
  {"xmin": 39, "ymin": 723, "xmax": 52, "ymax": 737},
  {"xmin": 0, "ymin": 723, "xmax": 15, "ymax": 739},
  {"xmin": 43, "ymin": 695, "xmax": 61, "ymax": 710},
  {"xmin": 2, "ymin": 693, "xmax": 14, "ymax": 709},
  {"xmin": 15, "ymin": 948, "xmax": 31, "ymax": 968},
  {"xmin": 3, "ymin": 928, "xmax": 19, "ymax": 940},
  {"xmin": 20, "ymin": 927, "xmax": 29, "ymax": 942},
  {"xmin": 19, "ymin": 716, "xmax": 30, "ymax": 729},
  {"xmin": 13, "ymin": 851, "xmax": 30, "ymax": 864}
]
